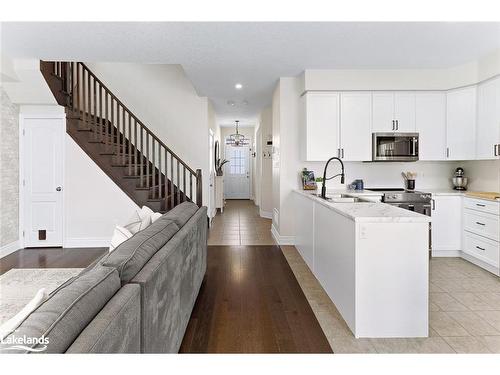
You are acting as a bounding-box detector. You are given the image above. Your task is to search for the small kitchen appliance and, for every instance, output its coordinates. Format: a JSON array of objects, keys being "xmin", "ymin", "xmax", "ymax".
[
  {"xmin": 452, "ymin": 167, "xmax": 468, "ymax": 190},
  {"xmin": 372, "ymin": 133, "xmax": 419, "ymax": 162}
]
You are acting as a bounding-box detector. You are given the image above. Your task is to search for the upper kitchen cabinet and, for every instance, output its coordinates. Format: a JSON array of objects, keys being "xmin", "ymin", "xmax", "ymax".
[
  {"xmin": 476, "ymin": 77, "xmax": 500, "ymax": 160},
  {"xmin": 339, "ymin": 92, "xmax": 372, "ymax": 161},
  {"xmin": 372, "ymin": 92, "xmax": 416, "ymax": 132},
  {"xmin": 301, "ymin": 92, "xmax": 340, "ymax": 161},
  {"xmin": 446, "ymin": 86, "xmax": 477, "ymax": 160},
  {"xmin": 415, "ymin": 92, "xmax": 446, "ymax": 160}
]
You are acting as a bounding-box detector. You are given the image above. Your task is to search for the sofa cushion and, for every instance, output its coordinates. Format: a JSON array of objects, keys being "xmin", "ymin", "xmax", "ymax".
[
  {"xmin": 102, "ymin": 216, "xmax": 180, "ymax": 284},
  {"xmin": 161, "ymin": 201, "xmax": 199, "ymax": 228},
  {"xmin": 0, "ymin": 266, "xmax": 120, "ymax": 354}
]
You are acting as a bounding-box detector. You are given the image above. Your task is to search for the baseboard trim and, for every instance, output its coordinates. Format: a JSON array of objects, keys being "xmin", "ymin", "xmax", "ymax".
[
  {"xmin": 0, "ymin": 240, "xmax": 21, "ymax": 259},
  {"xmin": 259, "ymin": 209, "xmax": 273, "ymax": 219},
  {"xmin": 271, "ymin": 224, "xmax": 295, "ymax": 245},
  {"xmin": 64, "ymin": 238, "xmax": 110, "ymax": 248},
  {"xmin": 461, "ymin": 252, "xmax": 499, "ymax": 276},
  {"xmin": 432, "ymin": 249, "xmax": 462, "ymax": 257}
]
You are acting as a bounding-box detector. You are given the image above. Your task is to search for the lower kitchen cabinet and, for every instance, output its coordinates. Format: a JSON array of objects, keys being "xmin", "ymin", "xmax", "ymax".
[
  {"xmin": 461, "ymin": 197, "xmax": 500, "ymax": 275},
  {"xmin": 431, "ymin": 195, "xmax": 462, "ymax": 256}
]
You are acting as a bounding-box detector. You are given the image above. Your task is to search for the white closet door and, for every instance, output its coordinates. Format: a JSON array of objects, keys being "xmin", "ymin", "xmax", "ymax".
[{"xmin": 24, "ymin": 117, "xmax": 65, "ymax": 247}]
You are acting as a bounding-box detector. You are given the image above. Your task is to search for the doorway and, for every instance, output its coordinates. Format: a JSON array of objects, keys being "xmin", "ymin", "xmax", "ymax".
[
  {"xmin": 21, "ymin": 116, "xmax": 65, "ymax": 247},
  {"xmin": 224, "ymin": 141, "xmax": 250, "ymax": 199}
]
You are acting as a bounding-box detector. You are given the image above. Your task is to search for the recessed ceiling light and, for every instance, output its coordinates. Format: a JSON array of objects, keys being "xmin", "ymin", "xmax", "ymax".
[{"xmin": 235, "ymin": 83, "xmax": 243, "ymax": 90}]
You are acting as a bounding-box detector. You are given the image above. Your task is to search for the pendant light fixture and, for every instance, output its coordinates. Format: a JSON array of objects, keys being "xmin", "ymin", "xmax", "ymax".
[{"xmin": 226, "ymin": 120, "xmax": 249, "ymax": 147}]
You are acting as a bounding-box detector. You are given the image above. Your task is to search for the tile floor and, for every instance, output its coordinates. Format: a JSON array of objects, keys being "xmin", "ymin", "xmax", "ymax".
[
  {"xmin": 208, "ymin": 200, "xmax": 275, "ymax": 245},
  {"xmin": 281, "ymin": 246, "xmax": 500, "ymax": 354}
]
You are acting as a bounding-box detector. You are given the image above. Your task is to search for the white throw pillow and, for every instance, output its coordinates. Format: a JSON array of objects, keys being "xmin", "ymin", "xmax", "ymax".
[
  {"xmin": 151, "ymin": 212, "xmax": 163, "ymax": 223},
  {"xmin": 124, "ymin": 206, "xmax": 153, "ymax": 234},
  {"xmin": 0, "ymin": 288, "xmax": 49, "ymax": 340},
  {"xmin": 109, "ymin": 225, "xmax": 133, "ymax": 252}
]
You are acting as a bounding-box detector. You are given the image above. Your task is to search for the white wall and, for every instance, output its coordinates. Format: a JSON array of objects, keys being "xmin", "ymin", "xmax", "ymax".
[
  {"xmin": 64, "ymin": 136, "xmax": 139, "ymax": 247},
  {"xmin": 257, "ymin": 106, "xmax": 273, "ymax": 217},
  {"xmin": 85, "ymin": 63, "xmax": 210, "ymax": 206}
]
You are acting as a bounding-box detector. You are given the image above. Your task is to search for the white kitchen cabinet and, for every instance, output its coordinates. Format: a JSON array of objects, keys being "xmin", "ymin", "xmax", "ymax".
[
  {"xmin": 394, "ymin": 92, "xmax": 417, "ymax": 132},
  {"xmin": 372, "ymin": 92, "xmax": 416, "ymax": 132},
  {"xmin": 462, "ymin": 197, "xmax": 500, "ymax": 275},
  {"xmin": 339, "ymin": 92, "xmax": 372, "ymax": 161},
  {"xmin": 416, "ymin": 92, "xmax": 447, "ymax": 160},
  {"xmin": 446, "ymin": 86, "xmax": 477, "ymax": 160},
  {"xmin": 301, "ymin": 92, "xmax": 340, "ymax": 161},
  {"xmin": 476, "ymin": 77, "xmax": 500, "ymax": 160},
  {"xmin": 372, "ymin": 92, "xmax": 395, "ymax": 132},
  {"xmin": 431, "ymin": 195, "xmax": 462, "ymax": 256}
]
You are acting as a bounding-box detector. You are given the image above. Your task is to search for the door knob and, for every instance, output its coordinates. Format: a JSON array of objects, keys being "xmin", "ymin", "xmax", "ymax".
[{"xmin": 56, "ymin": 187, "xmax": 62, "ymax": 191}]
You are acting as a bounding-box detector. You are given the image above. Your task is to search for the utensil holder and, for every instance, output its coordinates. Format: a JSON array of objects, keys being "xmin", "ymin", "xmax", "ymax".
[{"xmin": 406, "ymin": 179, "xmax": 415, "ymax": 190}]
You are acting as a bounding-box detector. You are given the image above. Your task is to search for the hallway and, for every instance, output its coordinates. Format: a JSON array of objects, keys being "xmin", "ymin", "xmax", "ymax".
[{"xmin": 208, "ymin": 200, "xmax": 275, "ymax": 246}]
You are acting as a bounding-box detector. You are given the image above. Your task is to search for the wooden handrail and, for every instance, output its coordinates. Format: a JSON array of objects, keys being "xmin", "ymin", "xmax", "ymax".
[
  {"xmin": 43, "ymin": 60, "xmax": 202, "ymax": 208},
  {"xmin": 79, "ymin": 63, "xmax": 197, "ymax": 176}
]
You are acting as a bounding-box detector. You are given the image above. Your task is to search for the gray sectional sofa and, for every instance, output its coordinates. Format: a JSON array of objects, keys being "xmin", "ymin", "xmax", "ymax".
[{"xmin": 0, "ymin": 202, "xmax": 207, "ymax": 354}]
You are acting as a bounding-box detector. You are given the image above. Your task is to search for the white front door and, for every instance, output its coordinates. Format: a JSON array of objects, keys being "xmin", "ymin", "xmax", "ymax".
[
  {"xmin": 23, "ymin": 117, "xmax": 64, "ymax": 247},
  {"xmin": 224, "ymin": 143, "xmax": 250, "ymax": 199}
]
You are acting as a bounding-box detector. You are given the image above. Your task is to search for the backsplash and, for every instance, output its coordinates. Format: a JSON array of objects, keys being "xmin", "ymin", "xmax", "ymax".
[
  {"xmin": 461, "ymin": 160, "xmax": 500, "ymax": 192},
  {"xmin": 301, "ymin": 161, "xmax": 462, "ymax": 191}
]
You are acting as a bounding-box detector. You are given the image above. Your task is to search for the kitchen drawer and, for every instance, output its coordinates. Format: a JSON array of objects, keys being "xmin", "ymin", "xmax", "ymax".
[
  {"xmin": 464, "ymin": 210, "xmax": 499, "ymax": 241},
  {"xmin": 464, "ymin": 197, "xmax": 500, "ymax": 216},
  {"xmin": 463, "ymin": 231, "xmax": 499, "ymax": 267}
]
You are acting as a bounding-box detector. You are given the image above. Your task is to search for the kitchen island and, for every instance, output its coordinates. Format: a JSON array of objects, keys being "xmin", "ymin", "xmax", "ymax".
[{"xmin": 294, "ymin": 189, "xmax": 431, "ymax": 338}]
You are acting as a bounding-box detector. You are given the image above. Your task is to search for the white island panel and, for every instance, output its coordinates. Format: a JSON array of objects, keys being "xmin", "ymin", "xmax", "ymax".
[
  {"xmin": 355, "ymin": 222, "xmax": 429, "ymax": 337},
  {"xmin": 315, "ymin": 202, "xmax": 356, "ymax": 331}
]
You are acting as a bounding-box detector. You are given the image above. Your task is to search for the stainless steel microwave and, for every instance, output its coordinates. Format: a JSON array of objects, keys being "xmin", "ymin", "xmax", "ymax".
[{"xmin": 372, "ymin": 132, "xmax": 419, "ymax": 162}]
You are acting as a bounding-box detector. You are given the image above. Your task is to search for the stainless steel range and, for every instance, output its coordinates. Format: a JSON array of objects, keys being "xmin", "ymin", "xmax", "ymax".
[{"xmin": 366, "ymin": 188, "xmax": 432, "ymax": 255}]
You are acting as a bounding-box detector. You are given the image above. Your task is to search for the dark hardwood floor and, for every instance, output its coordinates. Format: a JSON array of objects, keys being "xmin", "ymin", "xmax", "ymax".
[
  {"xmin": 180, "ymin": 245, "xmax": 332, "ymax": 353},
  {"xmin": 1, "ymin": 245, "xmax": 331, "ymax": 353},
  {"xmin": 0, "ymin": 247, "xmax": 107, "ymax": 275}
]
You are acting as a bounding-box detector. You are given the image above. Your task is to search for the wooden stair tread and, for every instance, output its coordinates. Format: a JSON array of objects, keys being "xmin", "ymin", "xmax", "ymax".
[{"xmin": 42, "ymin": 60, "xmax": 200, "ymax": 213}]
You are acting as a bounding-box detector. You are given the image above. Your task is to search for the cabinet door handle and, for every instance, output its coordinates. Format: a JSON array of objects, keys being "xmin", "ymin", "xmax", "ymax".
[
  {"xmin": 495, "ymin": 144, "xmax": 499, "ymax": 156},
  {"xmin": 396, "ymin": 120, "xmax": 399, "ymax": 130},
  {"xmin": 475, "ymin": 221, "xmax": 486, "ymax": 226},
  {"xmin": 337, "ymin": 148, "xmax": 340, "ymax": 158},
  {"xmin": 431, "ymin": 199, "xmax": 436, "ymax": 210},
  {"xmin": 446, "ymin": 147, "xmax": 450, "ymax": 158},
  {"xmin": 476, "ymin": 203, "xmax": 486, "ymax": 207},
  {"xmin": 341, "ymin": 148, "xmax": 344, "ymax": 159},
  {"xmin": 476, "ymin": 246, "xmax": 486, "ymax": 251},
  {"xmin": 391, "ymin": 120, "xmax": 394, "ymax": 130}
]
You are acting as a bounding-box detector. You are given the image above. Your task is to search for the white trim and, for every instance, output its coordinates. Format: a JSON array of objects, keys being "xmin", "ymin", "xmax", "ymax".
[
  {"xmin": 0, "ymin": 240, "xmax": 21, "ymax": 259},
  {"xmin": 431, "ymin": 250, "xmax": 462, "ymax": 257},
  {"xmin": 64, "ymin": 238, "xmax": 111, "ymax": 248},
  {"xmin": 461, "ymin": 252, "xmax": 499, "ymax": 276},
  {"xmin": 19, "ymin": 113, "xmax": 66, "ymax": 249},
  {"xmin": 271, "ymin": 224, "xmax": 295, "ymax": 245},
  {"xmin": 259, "ymin": 209, "xmax": 273, "ymax": 219}
]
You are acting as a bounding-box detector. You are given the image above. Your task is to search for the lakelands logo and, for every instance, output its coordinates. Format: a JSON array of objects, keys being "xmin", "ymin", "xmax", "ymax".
[{"xmin": 0, "ymin": 334, "xmax": 49, "ymax": 352}]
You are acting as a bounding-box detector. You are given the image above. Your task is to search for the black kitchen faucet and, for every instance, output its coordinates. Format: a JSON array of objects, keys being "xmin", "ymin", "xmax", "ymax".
[{"xmin": 321, "ymin": 157, "xmax": 345, "ymax": 199}]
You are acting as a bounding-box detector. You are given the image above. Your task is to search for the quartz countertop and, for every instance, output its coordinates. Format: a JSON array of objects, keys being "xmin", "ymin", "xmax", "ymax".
[{"xmin": 294, "ymin": 189, "xmax": 431, "ymax": 223}]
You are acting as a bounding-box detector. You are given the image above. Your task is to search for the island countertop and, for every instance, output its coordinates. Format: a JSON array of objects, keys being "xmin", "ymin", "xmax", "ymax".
[{"xmin": 294, "ymin": 189, "xmax": 431, "ymax": 223}]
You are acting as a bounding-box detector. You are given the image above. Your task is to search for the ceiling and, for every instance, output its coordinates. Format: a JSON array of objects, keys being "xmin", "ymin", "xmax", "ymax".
[{"xmin": 2, "ymin": 22, "xmax": 499, "ymax": 123}]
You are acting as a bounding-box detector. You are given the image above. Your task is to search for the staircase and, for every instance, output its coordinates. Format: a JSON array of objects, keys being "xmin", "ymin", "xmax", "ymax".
[{"xmin": 41, "ymin": 61, "xmax": 202, "ymax": 213}]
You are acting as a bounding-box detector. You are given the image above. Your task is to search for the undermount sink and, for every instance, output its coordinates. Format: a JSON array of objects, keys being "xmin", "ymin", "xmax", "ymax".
[{"xmin": 314, "ymin": 193, "xmax": 359, "ymax": 203}]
